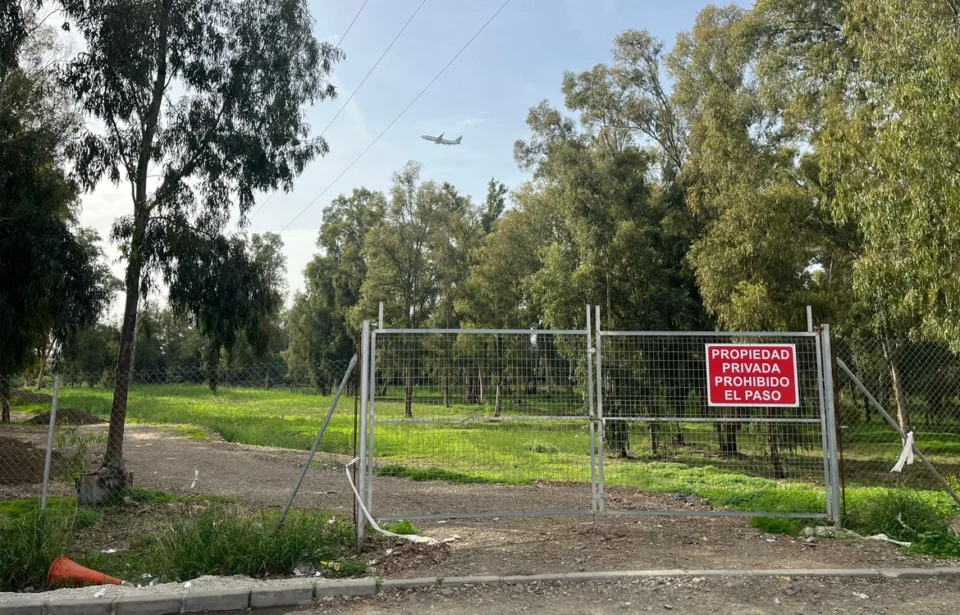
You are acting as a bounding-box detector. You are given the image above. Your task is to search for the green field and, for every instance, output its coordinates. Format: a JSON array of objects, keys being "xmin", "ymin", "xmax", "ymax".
[{"xmin": 8, "ymin": 383, "xmax": 960, "ymax": 520}]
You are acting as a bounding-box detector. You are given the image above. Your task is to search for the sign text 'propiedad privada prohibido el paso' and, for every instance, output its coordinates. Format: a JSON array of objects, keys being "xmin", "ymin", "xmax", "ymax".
[{"xmin": 705, "ymin": 344, "xmax": 799, "ymax": 407}]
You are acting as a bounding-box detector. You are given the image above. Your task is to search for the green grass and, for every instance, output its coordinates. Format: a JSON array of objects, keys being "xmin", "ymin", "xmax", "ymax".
[
  {"xmin": 16, "ymin": 382, "xmax": 960, "ymax": 549},
  {"xmin": 0, "ymin": 496, "xmax": 362, "ymax": 591},
  {"xmin": 384, "ymin": 520, "xmax": 419, "ymax": 535}
]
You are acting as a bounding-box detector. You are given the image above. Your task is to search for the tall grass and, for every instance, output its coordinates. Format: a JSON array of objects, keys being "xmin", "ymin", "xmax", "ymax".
[{"xmin": 0, "ymin": 497, "xmax": 363, "ymax": 591}]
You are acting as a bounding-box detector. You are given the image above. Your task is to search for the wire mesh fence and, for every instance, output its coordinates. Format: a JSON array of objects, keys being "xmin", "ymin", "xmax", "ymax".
[
  {"xmin": 362, "ymin": 326, "xmax": 834, "ymax": 521},
  {"xmin": 598, "ymin": 332, "xmax": 828, "ymax": 517},
  {"xmin": 835, "ymin": 337, "xmax": 960, "ymax": 497},
  {"xmin": 0, "ymin": 359, "xmax": 358, "ymax": 513},
  {"xmin": 367, "ymin": 330, "xmax": 596, "ymax": 519}
]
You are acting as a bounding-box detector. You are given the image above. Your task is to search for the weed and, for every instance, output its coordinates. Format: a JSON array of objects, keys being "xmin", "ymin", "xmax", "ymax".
[
  {"xmin": 751, "ymin": 517, "xmax": 802, "ymax": 535},
  {"xmin": 375, "ymin": 465, "xmax": 493, "ymax": 484},
  {"xmin": 845, "ymin": 490, "xmax": 954, "ymax": 542},
  {"xmin": 384, "ymin": 520, "xmax": 419, "ymax": 535},
  {"xmin": 0, "ymin": 513, "xmax": 75, "ymax": 591},
  {"xmin": 53, "ymin": 426, "xmax": 106, "ymax": 485},
  {"xmin": 161, "ymin": 506, "xmax": 362, "ymax": 580},
  {"xmin": 523, "ymin": 439, "xmax": 559, "ymax": 454}
]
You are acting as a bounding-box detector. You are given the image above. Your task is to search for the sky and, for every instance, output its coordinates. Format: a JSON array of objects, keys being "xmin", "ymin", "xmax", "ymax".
[{"xmin": 79, "ymin": 0, "xmax": 722, "ymax": 317}]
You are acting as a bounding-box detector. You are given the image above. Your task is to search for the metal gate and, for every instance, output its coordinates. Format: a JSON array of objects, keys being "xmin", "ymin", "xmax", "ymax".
[{"xmin": 356, "ymin": 308, "xmax": 841, "ymax": 538}]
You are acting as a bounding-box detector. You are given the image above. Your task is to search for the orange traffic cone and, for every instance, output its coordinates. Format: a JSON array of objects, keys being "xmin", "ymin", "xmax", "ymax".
[{"xmin": 47, "ymin": 556, "xmax": 122, "ymax": 586}]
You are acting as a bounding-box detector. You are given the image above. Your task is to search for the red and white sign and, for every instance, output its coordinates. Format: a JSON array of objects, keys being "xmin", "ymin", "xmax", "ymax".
[{"xmin": 705, "ymin": 344, "xmax": 799, "ymax": 407}]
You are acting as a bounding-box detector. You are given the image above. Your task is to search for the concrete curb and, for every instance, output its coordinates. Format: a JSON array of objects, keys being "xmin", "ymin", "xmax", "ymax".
[{"xmin": 3, "ymin": 568, "xmax": 959, "ymax": 614}]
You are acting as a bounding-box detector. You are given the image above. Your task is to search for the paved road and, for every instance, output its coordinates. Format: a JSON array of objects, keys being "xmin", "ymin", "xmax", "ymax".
[{"xmin": 241, "ymin": 575, "xmax": 960, "ymax": 615}]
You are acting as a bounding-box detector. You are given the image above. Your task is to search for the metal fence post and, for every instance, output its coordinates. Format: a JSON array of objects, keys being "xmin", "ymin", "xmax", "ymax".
[
  {"xmin": 39, "ymin": 374, "xmax": 61, "ymax": 528},
  {"xmin": 366, "ymin": 326, "xmax": 377, "ymax": 516},
  {"xmin": 586, "ymin": 305, "xmax": 598, "ymax": 514},
  {"xmin": 820, "ymin": 324, "xmax": 843, "ymax": 528},
  {"xmin": 594, "ymin": 305, "xmax": 605, "ymax": 513},
  {"xmin": 357, "ymin": 321, "xmax": 371, "ymax": 547},
  {"xmin": 814, "ymin": 329, "xmax": 833, "ymax": 522}
]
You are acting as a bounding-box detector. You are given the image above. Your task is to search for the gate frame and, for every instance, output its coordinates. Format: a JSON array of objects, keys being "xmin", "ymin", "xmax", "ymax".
[
  {"xmin": 594, "ymin": 315, "xmax": 836, "ymax": 522},
  {"xmin": 358, "ymin": 307, "xmax": 842, "ymax": 527}
]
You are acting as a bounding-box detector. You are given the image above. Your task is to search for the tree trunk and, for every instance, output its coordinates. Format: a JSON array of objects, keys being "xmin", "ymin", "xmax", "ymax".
[
  {"xmin": 35, "ymin": 342, "xmax": 50, "ymax": 390},
  {"xmin": 404, "ymin": 365, "xmax": 413, "ymax": 418},
  {"xmin": 881, "ymin": 338, "xmax": 911, "ymax": 440},
  {"xmin": 1, "ymin": 377, "xmax": 10, "ymax": 424},
  {"xmin": 649, "ymin": 421, "xmax": 661, "ymax": 457},
  {"xmin": 767, "ymin": 409, "xmax": 785, "ymax": 479},
  {"xmin": 606, "ymin": 419, "xmax": 630, "ymax": 458},
  {"xmin": 494, "ymin": 377, "xmax": 504, "ymax": 418},
  {"xmin": 545, "ymin": 353, "xmax": 552, "ymax": 397},
  {"xmin": 478, "ymin": 368, "xmax": 485, "ymax": 405},
  {"xmin": 443, "ymin": 374, "xmax": 450, "ymax": 407},
  {"xmin": 99, "ymin": 0, "xmax": 171, "ymax": 491},
  {"xmin": 101, "ymin": 254, "xmax": 143, "ymax": 479},
  {"xmin": 206, "ymin": 343, "xmax": 221, "ymax": 392}
]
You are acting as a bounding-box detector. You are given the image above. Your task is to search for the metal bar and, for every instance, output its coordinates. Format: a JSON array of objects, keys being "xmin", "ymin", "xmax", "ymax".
[
  {"xmin": 374, "ymin": 415, "xmax": 590, "ymax": 424},
  {"xmin": 599, "ymin": 417, "xmax": 822, "ymax": 424},
  {"xmin": 838, "ymin": 358, "xmax": 960, "ymax": 508},
  {"xmin": 607, "ymin": 509, "xmax": 828, "ymax": 520},
  {"xmin": 820, "ymin": 324, "xmax": 843, "ymax": 527},
  {"xmin": 595, "ymin": 305, "xmax": 605, "ymax": 513},
  {"xmin": 586, "ymin": 305, "xmax": 597, "ymax": 514},
  {"xmin": 356, "ymin": 321, "xmax": 371, "ymax": 547},
  {"xmin": 366, "ymin": 330, "xmax": 377, "ymax": 514},
  {"xmin": 38, "ymin": 374, "xmax": 61, "ymax": 528},
  {"xmin": 374, "ymin": 328, "xmax": 588, "ymax": 335},
  {"xmin": 599, "ymin": 331, "xmax": 818, "ymax": 338},
  {"xmin": 377, "ymin": 509, "xmax": 595, "ymax": 522},
  {"xmin": 378, "ymin": 301, "xmax": 384, "ymax": 329},
  {"xmin": 814, "ymin": 328, "xmax": 833, "ymax": 522},
  {"xmin": 277, "ymin": 355, "xmax": 357, "ymax": 532}
]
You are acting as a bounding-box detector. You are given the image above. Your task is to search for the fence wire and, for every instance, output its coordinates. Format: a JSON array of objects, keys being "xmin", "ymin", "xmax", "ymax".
[
  {"xmin": 368, "ymin": 331, "xmax": 595, "ymax": 518},
  {"xmin": 598, "ymin": 333, "xmax": 827, "ymax": 516},
  {"xmin": 0, "ymin": 359, "xmax": 357, "ymax": 513},
  {"xmin": 835, "ymin": 337, "xmax": 960, "ymax": 496}
]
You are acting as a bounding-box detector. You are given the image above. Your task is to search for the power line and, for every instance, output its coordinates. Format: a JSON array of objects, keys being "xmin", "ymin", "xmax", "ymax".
[
  {"xmin": 278, "ymin": 0, "xmax": 512, "ymax": 234},
  {"xmin": 248, "ymin": 0, "xmax": 369, "ymax": 221},
  {"xmin": 335, "ymin": 0, "xmax": 369, "ymax": 49},
  {"xmin": 320, "ymin": 0, "xmax": 428, "ymax": 138}
]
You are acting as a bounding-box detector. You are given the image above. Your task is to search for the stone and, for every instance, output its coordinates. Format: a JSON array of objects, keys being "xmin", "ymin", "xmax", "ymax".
[
  {"xmin": 250, "ymin": 582, "xmax": 316, "ymax": 608},
  {"xmin": 182, "ymin": 589, "xmax": 250, "ymax": 613},
  {"xmin": 44, "ymin": 598, "xmax": 114, "ymax": 615},
  {"xmin": 114, "ymin": 594, "xmax": 181, "ymax": 615}
]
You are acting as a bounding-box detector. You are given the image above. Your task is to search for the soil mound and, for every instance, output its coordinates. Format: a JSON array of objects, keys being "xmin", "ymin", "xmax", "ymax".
[{"xmin": 26, "ymin": 409, "xmax": 103, "ymax": 426}]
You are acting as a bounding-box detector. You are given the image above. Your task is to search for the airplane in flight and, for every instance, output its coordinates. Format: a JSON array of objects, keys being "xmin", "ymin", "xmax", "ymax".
[{"xmin": 421, "ymin": 132, "xmax": 462, "ymax": 146}]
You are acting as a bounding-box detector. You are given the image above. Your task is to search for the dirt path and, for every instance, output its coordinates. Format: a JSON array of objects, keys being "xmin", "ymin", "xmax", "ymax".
[
  {"xmin": 4, "ymin": 426, "xmax": 958, "ymax": 576},
  {"xmin": 246, "ymin": 576, "xmax": 960, "ymax": 615}
]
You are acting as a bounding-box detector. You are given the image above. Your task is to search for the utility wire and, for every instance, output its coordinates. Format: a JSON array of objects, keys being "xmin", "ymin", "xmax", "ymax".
[
  {"xmin": 278, "ymin": 0, "xmax": 512, "ymax": 233},
  {"xmin": 319, "ymin": 0, "xmax": 428, "ymax": 139},
  {"xmin": 249, "ymin": 0, "xmax": 370, "ymax": 221}
]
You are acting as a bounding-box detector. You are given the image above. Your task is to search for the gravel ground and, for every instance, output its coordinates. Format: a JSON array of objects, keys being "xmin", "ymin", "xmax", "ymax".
[{"xmin": 247, "ymin": 576, "xmax": 960, "ymax": 615}]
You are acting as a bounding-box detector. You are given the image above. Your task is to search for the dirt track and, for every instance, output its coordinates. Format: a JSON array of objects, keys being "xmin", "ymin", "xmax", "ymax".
[
  {"xmin": 248, "ymin": 575, "xmax": 960, "ymax": 615},
  {"xmin": 5, "ymin": 425, "xmax": 957, "ymax": 578}
]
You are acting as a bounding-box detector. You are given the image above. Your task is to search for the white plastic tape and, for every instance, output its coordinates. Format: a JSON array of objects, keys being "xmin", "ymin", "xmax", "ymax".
[
  {"xmin": 345, "ymin": 458, "xmax": 438, "ymax": 545},
  {"xmin": 891, "ymin": 431, "xmax": 915, "ymax": 473}
]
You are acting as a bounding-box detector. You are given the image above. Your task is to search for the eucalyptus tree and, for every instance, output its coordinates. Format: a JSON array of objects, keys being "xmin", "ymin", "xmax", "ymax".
[{"xmin": 59, "ymin": 0, "xmax": 343, "ymax": 486}]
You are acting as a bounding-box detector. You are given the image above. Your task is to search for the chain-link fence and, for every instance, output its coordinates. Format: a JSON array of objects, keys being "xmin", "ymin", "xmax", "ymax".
[
  {"xmin": 0, "ymin": 359, "xmax": 357, "ymax": 513},
  {"xmin": 835, "ymin": 337, "xmax": 960, "ymax": 500}
]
